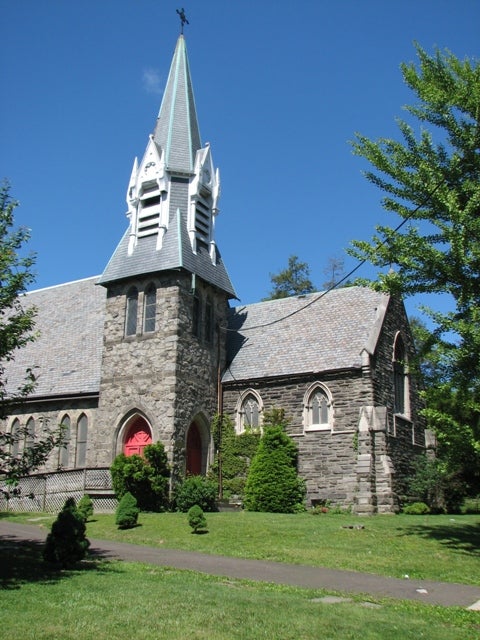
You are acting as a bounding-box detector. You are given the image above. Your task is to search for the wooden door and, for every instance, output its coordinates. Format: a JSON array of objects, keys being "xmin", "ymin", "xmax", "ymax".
[
  {"xmin": 186, "ymin": 422, "xmax": 202, "ymax": 475},
  {"xmin": 123, "ymin": 418, "xmax": 152, "ymax": 456}
]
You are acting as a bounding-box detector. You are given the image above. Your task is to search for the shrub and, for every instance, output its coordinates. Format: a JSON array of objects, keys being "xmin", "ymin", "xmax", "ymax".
[
  {"xmin": 403, "ymin": 501, "xmax": 430, "ymax": 515},
  {"xmin": 77, "ymin": 494, "xmax": 94, "ymax": 522},
  {"xmin": 115, "ymin": 491, "xmax": 140, "ymax": 529},
  {"xmin": 244, "ymin": 424, "xmax": 306, "ymax": 513},
  {"xmin": 174, "ymin": 475, "xmax": 218, "ymax": 512},
  {"xmin": 209, "ymin": 414, "xmax": 260, "ymax": 499},
  {"xmin": 406, "ymin": 455, "xmax": 468, "ymax": 513},
  {"xmin": 110, "ymin": 442, "xmax": 170, "ymax": 512},
  {"xmin": 187, "ymin": 504, "xmax": 207, "ymax": 533},
  {"xmin": 43, "ymin": 497, "xmax": 90, "ymax": 568}
]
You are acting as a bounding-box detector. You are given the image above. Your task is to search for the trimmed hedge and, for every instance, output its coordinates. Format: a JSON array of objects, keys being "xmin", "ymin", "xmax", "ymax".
[{"xmin": 174, "ymin": 476, "xmax": 218, "ymax": 512}]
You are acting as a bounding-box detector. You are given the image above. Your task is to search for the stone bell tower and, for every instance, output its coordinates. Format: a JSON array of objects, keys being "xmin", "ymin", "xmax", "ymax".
[{"xmin": 94, "ymin": 33, "xmax": 236, "ymax": 486}]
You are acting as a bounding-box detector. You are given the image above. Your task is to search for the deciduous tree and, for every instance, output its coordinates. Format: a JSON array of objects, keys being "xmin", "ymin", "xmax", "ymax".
[
  {"xmin": 348, "ymin": 45, "xmax": 480, "ymax": 462},
  {"xmin": 0, "ymin": 181, "xmax": 64, "ymax": 482}
]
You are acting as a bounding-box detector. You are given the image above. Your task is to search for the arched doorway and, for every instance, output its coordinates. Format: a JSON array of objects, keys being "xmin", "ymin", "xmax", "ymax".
[
  {"xmin": 186, "ymin": 421, "xmax": 202, "ymax": 475},
  {"xmin": 123, "ymin": 416, "xmax": 152, "ymax": 456}
]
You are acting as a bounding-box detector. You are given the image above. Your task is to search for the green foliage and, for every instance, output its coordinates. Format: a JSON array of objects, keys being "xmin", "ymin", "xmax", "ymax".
[
  {"xmin": 174, "ymin": 475, "xmax": 218, "ymax": 512},
  {"xmin": 210, "ymin": 414, "xmax": 260, "ymax": 499},
  {"xmin": 406, "ymin": 455, "xmax": 467, "ymax": 513},
  {"xmin": 187, "ymin": 504, "xmax": 207, "ymax": 533},
  {"xmin": 110, "ymin": 442, "xmax": 170, "ymax": 512},
  {"xmin": 410, "ymin": 318, "xmax": 480, "ymax": 496},
  {"xmin": 244, "ymin": 424, "xmax": 306, "ymax": 513},
  {"xmin": 0, "ymin": 182, "xmax": 65, "ymax": 480},
  {"xmin": 263, "ymin": 255, "xmax": 315, "ymax": 300},
  {"xmin": 403, "ymin": 501, "xmax": 430, "ymax": 515},
  {"xmin": 77, "ymin": 494, "xmax": 94, "ymax": 522},
  {"xmin": 348, "ymin": 45, "xmax": 480, "ymax": 465},
  {"xmin": 115, "ymin": 491, "xmax": 140, "ymax": 529},
  {"xmin": 43, "ymin": 497, "xmax": 90, "ymax": 568}
]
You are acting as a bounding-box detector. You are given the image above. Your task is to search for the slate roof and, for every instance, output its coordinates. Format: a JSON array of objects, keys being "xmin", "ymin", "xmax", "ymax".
[
  {"xmin": 98, "ymin": 214, "xmax": 236, "ymax": 298},
  {"xmin": 153, "ymin": 35, "xmax": 201, "ymax": 173},
  {"xmin": 3, "ymin": 277, "xmax": 105, "ymax": 399},
  {"xmin": 3, "ymin": 280, "xmax": 389, "ymax": 400},
  {"xmin": 223, "ymin": 287, "xmax": 390, "ymax": 383}
]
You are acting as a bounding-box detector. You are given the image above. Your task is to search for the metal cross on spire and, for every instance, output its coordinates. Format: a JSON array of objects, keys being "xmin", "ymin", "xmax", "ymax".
[{"xmin": 176, "ymin": 8, "xmax": 189, "ymax": 34}]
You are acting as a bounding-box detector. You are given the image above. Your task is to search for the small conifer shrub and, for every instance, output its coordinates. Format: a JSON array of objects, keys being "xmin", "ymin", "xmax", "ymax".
[
  {"xmin": 115, "ymin": 491, "xmax": 140, "ymax": 529},
  {"xmin": 77, "ymin": 494, "xmax": 94, "ymax": 522},
  {"xmin": 244, "ymin": 424, "xmax": 306, "ymax": 513},
  {"xmin": 187, "ymin": 504, "xmax": 207, "ymax": 533},
  {"xmin": 43, "ymin": 497, "xmax": 90, "ymax": 568}
]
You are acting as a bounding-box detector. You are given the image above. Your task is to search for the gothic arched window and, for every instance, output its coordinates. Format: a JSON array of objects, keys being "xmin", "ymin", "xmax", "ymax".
[
  {"xmin": 304, "ymin": 384, "xmax": 333, "ymax": 431},
  {"xmin": 393, "ymin": 333, "xmax": 409, "ymax": 416},
  {"xmin": 125, "ymin": 287, "xmax": 138, "ymax": 336},
  {"xmin": 25, "ymin": 417, "xmax": 35, "ymax": 449},
  {"xmin": 236, "ymin": 391, "xmax": 263, "ymax": 434},
  {"xmin": 59, "ymin": 415, "xmax": 71, "ymax": 468},
  {"xmin": 10, "ymin": 418, "xmax": 21, "ymax": 458},
  {"xmin": 76, "ymin": 414, "xmax": 88, "ymax": 467},
  {"xmin": 143, "ymin": 283, "xmax": 156, "ymax": 333}
]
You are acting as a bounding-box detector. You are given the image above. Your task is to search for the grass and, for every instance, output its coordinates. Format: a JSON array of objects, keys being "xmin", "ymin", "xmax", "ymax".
[
  {"xmin": 1, "ymin": 541, "xmax": 478, "ymax": 640},
  {"xmin": 1, "ymin": 511, "xmax": 480, "ymax": 639},
  {"xmin": 6, "ymin": 510, "xmax": 479, "ymax": 584}
]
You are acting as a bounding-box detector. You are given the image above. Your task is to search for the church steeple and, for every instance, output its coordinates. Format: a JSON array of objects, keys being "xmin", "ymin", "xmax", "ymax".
[
  {"xmin": 153, "ymin": 35, "xmax": 201, "ymax": 175},
  {"xmin": 98, "ymin": 35, "xmax": 235, "ymax": 299}
]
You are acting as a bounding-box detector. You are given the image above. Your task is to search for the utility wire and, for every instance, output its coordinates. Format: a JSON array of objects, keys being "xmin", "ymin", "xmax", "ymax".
[{"xmin": 228, "ymin": 180, "xmax": 444, "ymax": 333}]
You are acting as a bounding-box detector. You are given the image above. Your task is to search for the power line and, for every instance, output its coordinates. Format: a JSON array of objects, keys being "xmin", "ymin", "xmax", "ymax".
[{"xmin": 229, "ymin": 180, "xmax": 444, "ymax": 333}]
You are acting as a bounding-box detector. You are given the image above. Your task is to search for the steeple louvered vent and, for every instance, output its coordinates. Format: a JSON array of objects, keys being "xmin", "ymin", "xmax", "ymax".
[{"xmin": 138, "ymin": 182, "xmax": 161, "ymax": 238}]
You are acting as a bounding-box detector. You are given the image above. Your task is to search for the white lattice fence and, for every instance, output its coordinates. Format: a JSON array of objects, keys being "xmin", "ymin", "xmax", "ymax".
[{"xmin": 0, "ymin": 468, "xmax": 116, "ymax": 513}]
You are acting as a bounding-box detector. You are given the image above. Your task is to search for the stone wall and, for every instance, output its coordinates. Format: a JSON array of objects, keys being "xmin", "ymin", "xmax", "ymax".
[
  {"xmin": 95, "ymin": 272, "xmax": 229, "ymax": 483},
  {"xmin": 1, "ymin": 396, "xmax": 99, "ymax": 475},
  {"xmin": 222, "ymin": 369, "xmax": 373, "ymax": 508},
  {"xmin": 222, "ymin": 295, "xmax": 427, "ymax": 513},
  {"xmin": 369, "ymin": 295, "xmax": 426, "ymax": 504}
]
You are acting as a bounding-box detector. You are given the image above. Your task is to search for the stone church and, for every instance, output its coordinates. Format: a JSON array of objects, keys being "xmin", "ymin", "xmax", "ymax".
[{"xmin": 1, "ymin": 34, "xmax": 427, "ymax": 514}]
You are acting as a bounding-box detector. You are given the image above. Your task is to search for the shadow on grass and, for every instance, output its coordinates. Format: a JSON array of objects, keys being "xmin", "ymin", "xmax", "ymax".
[
  {"xmin": 399, "ymin": 520, "xmax": 480, "ymax": 556},
  {"xmin": 0, "ymin": 534, "xmax": 122, "ymax": 590}
]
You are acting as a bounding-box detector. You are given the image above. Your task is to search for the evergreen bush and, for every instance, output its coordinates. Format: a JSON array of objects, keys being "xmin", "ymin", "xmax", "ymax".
[
  {"xmin": 187, "ymin": 504, "xmax": 207, "ymax": 533},
  {"xmin": 77, "ymin": 494, "xmax": 94, "ymax": 522},
  {"xmin": 174, "ymin": 475, "xmax": 218, "ymax": 512},
  {"xmin": 115, "ymin": 491, "xmax": 140, "ymax": 529},
  {"xmin": 43, "ymin": 497, "xmax": 90, "ymax": 568},
  {"xmin": 110, "ymin": 442, "xmax": 170, "ymax": 511},
  {"xmin": 244, "ymin": 423, "xmax": 306, "ymax": 513}
]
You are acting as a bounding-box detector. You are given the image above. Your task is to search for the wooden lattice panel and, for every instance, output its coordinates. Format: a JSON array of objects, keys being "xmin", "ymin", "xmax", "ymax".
[{"xmin": 85, "ymin": 468, "xmax": 112, "ymax": 490}]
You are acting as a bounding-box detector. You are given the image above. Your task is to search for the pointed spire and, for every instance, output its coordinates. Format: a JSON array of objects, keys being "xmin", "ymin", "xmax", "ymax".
[{"xmin": 153, "ymin": 35, "xmax": 201, "ymax": 174}]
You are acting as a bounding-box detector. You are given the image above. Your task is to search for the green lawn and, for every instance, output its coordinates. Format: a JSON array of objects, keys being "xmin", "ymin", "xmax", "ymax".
[
  {"xmin": 1, "ymin": 511, "xmax": 479, "ymax": 639},
  {"xmin": 9, "ymin": 510, "xmax": 479, "ymax": 584},
  {"xmin": 1, "ymin": 546, "xmax": 478, "ymax": 639}
]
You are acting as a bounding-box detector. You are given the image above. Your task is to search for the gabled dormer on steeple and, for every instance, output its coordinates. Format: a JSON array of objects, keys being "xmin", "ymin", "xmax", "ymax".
[
  {"xmin": 98, "ymin": 35, "xmax": 236, "ymax": 299},
  {"xmin": 126, "ymin": 137, "xmax": 168, "ymax": 254},
  {"xmin": 189, "ymin": 143, "xmax": 220, "ymax": 263}
]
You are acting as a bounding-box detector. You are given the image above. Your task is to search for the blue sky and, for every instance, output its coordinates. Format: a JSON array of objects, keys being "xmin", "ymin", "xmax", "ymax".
[{"xmin": 2, "ymin": 0, "xmax": 479, "ymax": 321}]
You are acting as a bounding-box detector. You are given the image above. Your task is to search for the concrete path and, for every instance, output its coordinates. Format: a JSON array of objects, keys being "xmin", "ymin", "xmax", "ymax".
[{"xmin": 1, "ymin": 520, "xmax": 479, "ymax": 609}]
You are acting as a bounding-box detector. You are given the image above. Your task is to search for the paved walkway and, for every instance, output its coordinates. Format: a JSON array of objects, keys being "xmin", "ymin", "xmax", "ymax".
[{"xmin": 1, "ymin": 520, "xmax": 479, "ymax": 609}]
